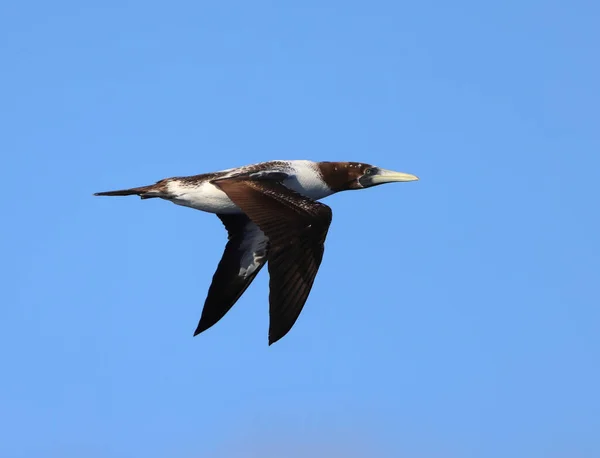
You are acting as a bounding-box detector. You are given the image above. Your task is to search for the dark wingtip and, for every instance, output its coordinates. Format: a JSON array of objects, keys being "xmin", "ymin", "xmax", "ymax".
[
  {"xmin": 268, "ymin": 333, "xmax": 283, "ymax": 346},
  {"xmin": 193, "ymin": 320, "xmax": 210, "ymax": 337}
]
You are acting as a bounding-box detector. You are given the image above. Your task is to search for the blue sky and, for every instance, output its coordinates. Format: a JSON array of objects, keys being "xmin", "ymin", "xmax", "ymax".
[{"xmin": 2, "ymin": 1, "xmax": 599, "ymax": 457}]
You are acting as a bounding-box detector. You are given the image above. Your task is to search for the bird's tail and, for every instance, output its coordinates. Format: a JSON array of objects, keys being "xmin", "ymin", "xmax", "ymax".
[{"xmin": 94, "ymin": 184, "xmax": 162, "ymax": 199}]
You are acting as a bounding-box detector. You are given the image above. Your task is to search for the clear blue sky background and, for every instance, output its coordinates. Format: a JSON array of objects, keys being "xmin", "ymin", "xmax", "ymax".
[{"xmin": 2, "ymin": 1, "xmax": 599, "ymax": 457}]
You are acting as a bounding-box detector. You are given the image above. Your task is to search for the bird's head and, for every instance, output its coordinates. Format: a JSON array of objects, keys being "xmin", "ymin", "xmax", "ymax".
[{"xmin": 318, "ymin": 162, "xmax": 419, "ymax": 192}]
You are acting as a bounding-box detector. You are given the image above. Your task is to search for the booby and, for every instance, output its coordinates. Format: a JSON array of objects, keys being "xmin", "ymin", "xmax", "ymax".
[{"xmin": 95, "ymin": 160, "xmax": 418, "ymax": 344}]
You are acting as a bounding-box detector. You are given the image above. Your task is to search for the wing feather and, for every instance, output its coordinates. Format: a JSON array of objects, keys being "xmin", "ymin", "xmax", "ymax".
[
  {"xmin": 194, "ymin": 214, "xmax": 268, "ymax": 336},
  {"xmin": 215, "ymin": 178, "xmax": 332, "ymax": 344}
]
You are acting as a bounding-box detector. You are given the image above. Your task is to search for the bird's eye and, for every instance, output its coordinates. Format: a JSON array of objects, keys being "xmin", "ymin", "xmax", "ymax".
[{"xmin": 365, "ymin": 168, "xmax": 375, "ymax": 175}]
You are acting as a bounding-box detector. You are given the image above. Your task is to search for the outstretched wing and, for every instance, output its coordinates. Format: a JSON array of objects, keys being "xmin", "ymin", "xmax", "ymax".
[
  {"xmin": 215, "ymin": 178, "xmax": 333, "ymax": 345},
  {"xmin": 194, "ymin": 213, "xmax": 269, "ymax": 336}
]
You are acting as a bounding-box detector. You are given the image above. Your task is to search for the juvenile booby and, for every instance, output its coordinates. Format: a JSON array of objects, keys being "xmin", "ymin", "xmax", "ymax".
[{"xmin": 95, "ymin": 160, "xmax": 418, "ymax": 344}]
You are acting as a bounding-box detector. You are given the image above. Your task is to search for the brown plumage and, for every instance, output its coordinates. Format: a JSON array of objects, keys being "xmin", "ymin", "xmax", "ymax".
[{"xmin": 213, "ymin": 178, "xmax": 332, "ymax": 344}]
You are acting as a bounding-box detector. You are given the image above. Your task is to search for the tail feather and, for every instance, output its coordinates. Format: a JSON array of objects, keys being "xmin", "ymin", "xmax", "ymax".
[{"xmin": 94, "ymin": 185, "xmax": 156, "ymax": 198}]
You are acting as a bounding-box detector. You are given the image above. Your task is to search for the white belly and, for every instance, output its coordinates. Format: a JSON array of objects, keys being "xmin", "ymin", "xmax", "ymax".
[{"xmin": 168, "ymin": 182, "xmax": 241, "ymax": 214}]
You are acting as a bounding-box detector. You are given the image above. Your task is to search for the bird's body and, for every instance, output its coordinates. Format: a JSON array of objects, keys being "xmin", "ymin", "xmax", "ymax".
[
  {"xmin": 160, "ymin": 160, "xmax": 335, "ymax": 214},
  {"xmin": 95, "ymin": 159, "xmax": 418, "ymax": 344}
]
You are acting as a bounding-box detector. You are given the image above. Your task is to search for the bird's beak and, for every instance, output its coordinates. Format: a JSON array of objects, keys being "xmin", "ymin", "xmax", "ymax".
[{"xmin": 367, "ymin": 168, "xmax": 419, "ymax": 185}]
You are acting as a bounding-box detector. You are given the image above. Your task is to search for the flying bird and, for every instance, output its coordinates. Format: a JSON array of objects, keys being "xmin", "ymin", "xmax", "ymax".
[{"xmin": 95, "ymin": 160, "xmax": 418, "ymax": 344}]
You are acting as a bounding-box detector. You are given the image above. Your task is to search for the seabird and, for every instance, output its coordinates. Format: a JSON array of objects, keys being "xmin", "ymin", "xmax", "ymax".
[{"xmin": 95, "ymin": 160, "xmax": 418, "ymax": 344}]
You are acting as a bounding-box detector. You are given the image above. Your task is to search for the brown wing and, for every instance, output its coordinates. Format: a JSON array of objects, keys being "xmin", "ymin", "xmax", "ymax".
[
  {"xmin": 214, "ymin": 178, "xmax": 333, "ymax": 345},
  {"xmin": 194, "ymin": 214, "xmax": 269, "ymax": 336}
]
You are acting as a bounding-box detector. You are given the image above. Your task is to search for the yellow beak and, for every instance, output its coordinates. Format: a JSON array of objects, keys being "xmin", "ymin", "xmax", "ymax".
[{"xmin": 369, "ymin": 169, "xmax": 419, "ymax": 184}]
